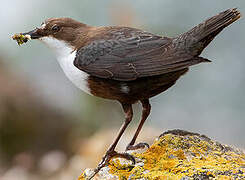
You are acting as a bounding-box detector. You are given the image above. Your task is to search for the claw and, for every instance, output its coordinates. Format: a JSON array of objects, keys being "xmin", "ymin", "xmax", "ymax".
[
  {"xmin": 113, "ymin": 152, "xmax": 136, "ymax": 164},
  {"xmin": 89, "ymin": 150, "xmax": 135, "ymax": 179},
  {"xmin": 126, "ymin": 142, "xmax": 150, "ymax": 151}
]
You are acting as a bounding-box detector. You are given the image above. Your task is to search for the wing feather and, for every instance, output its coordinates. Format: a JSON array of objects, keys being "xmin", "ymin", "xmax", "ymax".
[{"xmin": 74, "ymin": 27, "xmax": 205, "ymax": 81}]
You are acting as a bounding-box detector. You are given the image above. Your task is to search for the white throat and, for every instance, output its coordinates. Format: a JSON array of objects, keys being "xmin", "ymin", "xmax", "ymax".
[{"xmin": 39, "ymin": 36, "xmax": 91, "ymax": 95}]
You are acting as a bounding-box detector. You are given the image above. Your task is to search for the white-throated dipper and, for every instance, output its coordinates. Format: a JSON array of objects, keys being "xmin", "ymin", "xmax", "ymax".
[{"xmin": 13, "ymin": 8, "xmax": 241, "ymax": 178}]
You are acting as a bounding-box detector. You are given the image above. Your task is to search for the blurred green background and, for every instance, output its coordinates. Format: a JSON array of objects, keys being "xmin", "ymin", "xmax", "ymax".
[{"xmin": 0, "ymin": 0, "xmax": 244, "ymax": 179}]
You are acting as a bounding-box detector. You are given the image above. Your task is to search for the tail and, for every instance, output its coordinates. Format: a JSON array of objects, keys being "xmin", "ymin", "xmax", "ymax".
[{"xmin": 174, "ymin": 8, "xmax": 241, "ymax": 56}]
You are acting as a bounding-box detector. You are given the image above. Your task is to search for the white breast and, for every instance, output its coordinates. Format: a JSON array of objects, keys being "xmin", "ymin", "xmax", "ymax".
[{"xmin": 39, "ymin": 37, "xmax": 91, "ymax": 95}]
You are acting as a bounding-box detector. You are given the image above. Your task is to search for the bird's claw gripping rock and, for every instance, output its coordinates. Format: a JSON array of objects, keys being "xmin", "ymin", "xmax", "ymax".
[
  {"xmin": 126, "ymin": 142, "xmax": 150, "ymax": 151},
  {"xmin": 89, "ymin": 150, "xmax": 136, "ymax": 179}
]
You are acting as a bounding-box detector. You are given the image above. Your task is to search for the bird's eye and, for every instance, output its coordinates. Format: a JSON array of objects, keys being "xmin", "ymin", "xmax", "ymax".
[{"xmin": 51, "ymin": 25, "xmax": 60, "ymax": 32}]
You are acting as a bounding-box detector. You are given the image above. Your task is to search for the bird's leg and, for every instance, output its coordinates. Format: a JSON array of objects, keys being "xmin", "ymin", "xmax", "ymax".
[
  {"xmin": 126, "ymin": 99, "xmax": 151, "ymax": 151},
  {"xmin": 92, "ymin": 103, "xmax": 135, "ymax": 178}
]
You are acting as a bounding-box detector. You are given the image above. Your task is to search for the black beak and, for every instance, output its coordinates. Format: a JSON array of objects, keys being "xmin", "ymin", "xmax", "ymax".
[{"xmin": 22, "ymin": 28, "xmax": 42, "ymax": 39}]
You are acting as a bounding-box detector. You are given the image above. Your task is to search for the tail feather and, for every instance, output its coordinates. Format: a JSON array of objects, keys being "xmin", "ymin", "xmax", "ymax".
[
  {"xmin": 194, "ymin": 8, "xmax": 241, "ymax": 41},
  {"xmin": 174, "ymin": 8, "xmax": 241, "ymax": 56}
]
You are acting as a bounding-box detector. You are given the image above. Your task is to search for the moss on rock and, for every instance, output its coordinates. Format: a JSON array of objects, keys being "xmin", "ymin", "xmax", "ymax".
[{"xmin": 79, "ymin": 129, "xmax": 245, "ymax": 179}]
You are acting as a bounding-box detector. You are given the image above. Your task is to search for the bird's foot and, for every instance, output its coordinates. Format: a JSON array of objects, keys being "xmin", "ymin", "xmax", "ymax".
[
  {"xmin": 126, "ymin": 142, "xmax": 150, "ymax": 151},
  {"xmin": 89, "ymin": 150, "xmax": 135, "ymax": 179}
]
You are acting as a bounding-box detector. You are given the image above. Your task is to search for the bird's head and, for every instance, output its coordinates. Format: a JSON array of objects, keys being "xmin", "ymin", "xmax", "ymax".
[{"xmin": 22, "ymin": 18, "xmax": 90, "ymax": 54}]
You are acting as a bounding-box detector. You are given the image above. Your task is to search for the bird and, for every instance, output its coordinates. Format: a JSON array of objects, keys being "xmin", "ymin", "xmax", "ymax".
[{"xmin": 16, "ymin": 8, "xmax": 240, "ymax": 178}]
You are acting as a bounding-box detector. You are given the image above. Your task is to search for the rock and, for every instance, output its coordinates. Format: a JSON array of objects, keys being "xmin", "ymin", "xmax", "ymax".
[{"xmin": 78, "ymin": 129, "xmax": 245, "ymax": 179}]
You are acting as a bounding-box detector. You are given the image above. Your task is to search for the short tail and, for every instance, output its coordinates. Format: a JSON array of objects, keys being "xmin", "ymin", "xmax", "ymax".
[{"xmin": 174, "ymin": 8, "xmax": 241, "ymax": 56}]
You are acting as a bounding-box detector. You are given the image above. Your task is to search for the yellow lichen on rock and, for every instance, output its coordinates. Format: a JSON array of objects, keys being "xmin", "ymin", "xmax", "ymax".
[{"xmin": 79, "ymin": 129, "xmax": 245, "ymax": 179}]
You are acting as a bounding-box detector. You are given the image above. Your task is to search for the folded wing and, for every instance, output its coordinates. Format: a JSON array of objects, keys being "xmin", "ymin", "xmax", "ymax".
[{"xmin": 74, "ymin": 27, "xmax": 206, "ymax": 81}]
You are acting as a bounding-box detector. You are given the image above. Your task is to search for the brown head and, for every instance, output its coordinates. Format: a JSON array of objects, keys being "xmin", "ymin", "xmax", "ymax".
[{"xmin": 23, "ymin": 17, "xmax": 91, "ymax": 48}]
